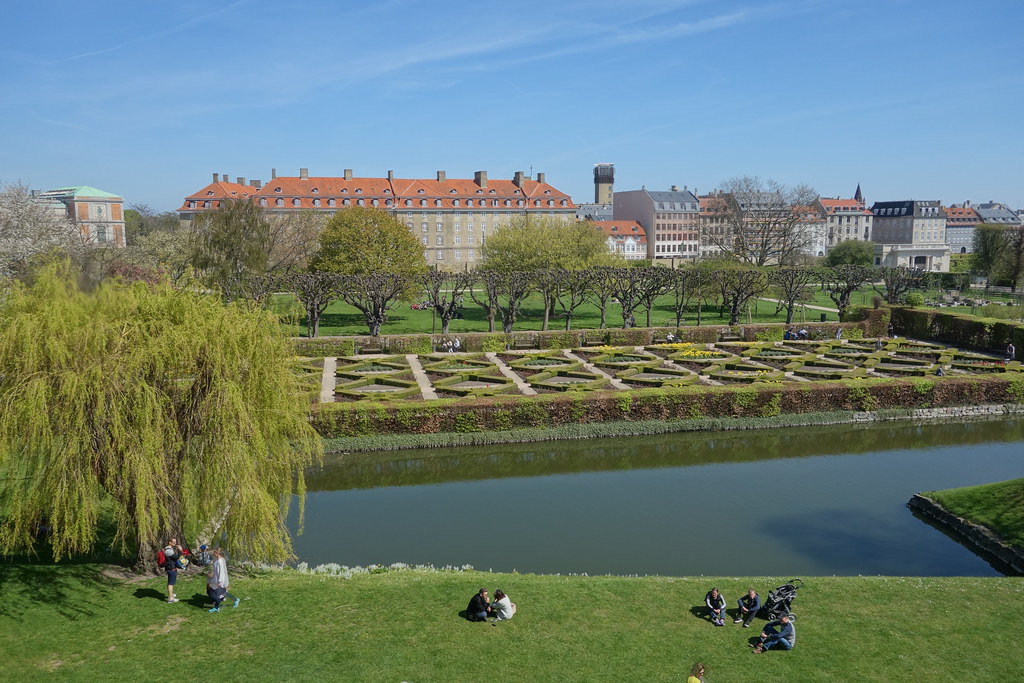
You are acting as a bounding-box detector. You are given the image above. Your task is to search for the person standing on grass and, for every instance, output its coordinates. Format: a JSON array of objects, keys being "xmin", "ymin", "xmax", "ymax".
[
  {"xmin": 705, "ymin": 587, "xmax": 726, "ymax": 626},
  {"xmin": 734, "ymin": 588, "xmax": 761, "ymax": 628},
  {"xmin": 466, "ymin": 588, "xmax": 491, "ymax": 622},
  {"xmin": 490, "ymin": 589, "xmax": 516, "ymax": 621},
  {"xmin": 752, "ymin": 614, "xmax": 795, "ymax": 653},
  {"xmin": 162, "ymin": 538, "xmax": 183, "ymax": 603},
  {"xmin": 1007, "ymin": 342, "xmax": 1016, "ymax": 362},
  {"xmin": 687, "ymin": 662, "xmax": 705, "ymax": 683},
  {"xmin": 207, "ymin": 548, "xmax": 239, "ymax": 612}
]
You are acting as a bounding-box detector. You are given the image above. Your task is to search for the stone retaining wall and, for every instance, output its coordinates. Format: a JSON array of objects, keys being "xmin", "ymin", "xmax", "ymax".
[{"xmin": 907, "ymin": 494, "xmax": 1024, "ymax": 575}]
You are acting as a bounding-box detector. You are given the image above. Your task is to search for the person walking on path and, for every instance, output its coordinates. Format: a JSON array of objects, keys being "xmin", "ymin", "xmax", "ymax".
[
  {"xmin": 207, "ymin": 548, "xmax": 239, "ymax": 613},
  {"xmin": 734, "ymin": 588, "xmax": 761, "ymax": 628},
  {"xmin": 705, "ymin": 587, "xmax": 726, "ymax": 626}
]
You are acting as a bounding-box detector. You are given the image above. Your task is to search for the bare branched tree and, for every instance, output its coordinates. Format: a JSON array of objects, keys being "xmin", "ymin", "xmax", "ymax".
[
  {"xmin": 339, "ymin": 272, "xmax": 408, "ymax": 337},
  {"xmin": 283, "ymin": 272, "xmax": 345, "ymax": 338},
  {"xmin": 701, "ymin": 177, "xmax": 819, "ymax": 266},
  {"xmin": 420, "ymin": 269, "xmax": 475, "ymax": 334},
  {"xmin": 586, "ymin": 266, "xmax": 619, "ymax": 329},
  {"xmin": 554, "ymin": 268, "xmax": 593, "ymax": 331},
  {"xmin": 714, "ymin": 265, "xmax": 770, "ymax": 325},
  {"xmin": 469, "ymin": 269, "xmax": 501, "ymax": 333},
  {"xmin": 822, "ymin": 265, "xmax": 875, "ymax": 319},
  {"xmin": 769, "ymin": 266, "xmax": 818, "ymax": 324},
  {"xmin": 874, "ymin": 266, "xmax": 924, "ymax": 304}
]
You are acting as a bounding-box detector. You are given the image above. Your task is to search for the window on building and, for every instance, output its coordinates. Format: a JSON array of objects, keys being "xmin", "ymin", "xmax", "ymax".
[
  {"xmin": 454, "ymin": 223, "xmax": 461, "ymax": 231},
  {"xmin": 343, "ymin": 199, "xmax": 350, "ymax": 206},
  {"xmin": 421, "ymin": 222, "xmax": 428, "ymax": 232},
  {"xmin": 258, "ymin": 199, "xmax": 266, "ymax": 207},
  {"xmin": 357, "ymin": 199, "xmax": 364, "ymax": 206},
  {"xmin": 454, "ymin": 250, "xmax": 461, "ymax": 259},
  {"xmin": 454, "ymin": 235, "xmax": 461, "ymax": 244},
  {"xmin": 355, "ymin": 188, "xmax": 362, "ymax": 194},
  {"xmin": 312, "ymin": 187, "xmax": 319, "ymax": 193},
  {"xmin": 468, "ymin": 249, "xmax": 475, "ymax": 259},
  {"xmin": 328, "ymin": 199, "xmax": 335, "ymax": 207},
  {"xmin": 293, "ymin": 198, "xmax": 301, "ymax": 207},
  {"xmin": 421, "ymin": 236, "xmax": 428, "ymax": 245},
  {"xmin": 275, "ymin": 198, "xmax": 283, "ymax": 207},
  {"xmin": 437, "ymin": 223, "xmax": 443, "ymax": 232},
  {"xmin": 312, "ymin": 198, "xmax": 320, "ymax": 207},
  {"xmin": 436, "ymin": 250, "xmax": 443, "ymax": 260}
]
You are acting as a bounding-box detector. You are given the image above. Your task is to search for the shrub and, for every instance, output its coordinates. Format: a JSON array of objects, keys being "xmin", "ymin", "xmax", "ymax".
[
  {"xmin": 389, "ymin": 335, "xmax": 433, "ymax": 355},
  {"xmin": 905, "ymin": 292, "xmax": 925, "ymax": 308},
  {"xmin": 293, "ymin": 337, "xmax": 356, "ymax": 357},
  {"xmin": 606, "ymin": 328, "xmax": 653, "ymax": 346}
]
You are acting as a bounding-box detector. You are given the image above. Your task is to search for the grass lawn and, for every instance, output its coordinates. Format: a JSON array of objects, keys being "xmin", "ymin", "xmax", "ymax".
[
  {"xmin": 2, "ymin": 563, "xmax": 1022, "ymax": 681},
  {"xmin": 926, "ymin": 478, "xmax": 1024, "ymax": 550},
  {"xmin": 272, "ymin": 290, "xmax": 847, "ymax": 337}
]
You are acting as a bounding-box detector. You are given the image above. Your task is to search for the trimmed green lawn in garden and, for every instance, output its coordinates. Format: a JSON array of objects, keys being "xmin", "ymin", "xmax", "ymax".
[
  {"xmin": 273, "ymin": 290, "xmax": 846, "ymax": 337},
  {"xmin": 1, "ymin": 563, "xmax": 1022, "ymax": 681},
  {"xmin": 926, "ymin": 478, "xmax": 1024, "ymax": 550}
]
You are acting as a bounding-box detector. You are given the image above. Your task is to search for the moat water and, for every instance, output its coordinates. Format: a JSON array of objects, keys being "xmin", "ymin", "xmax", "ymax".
[{"xmin": 291, "ymin": 418, "xmax": 1024, "ymax": 576}]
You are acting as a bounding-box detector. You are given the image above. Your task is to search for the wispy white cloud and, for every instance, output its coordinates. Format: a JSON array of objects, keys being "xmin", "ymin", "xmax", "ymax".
[{"xmin": 46, "ymin": 0, "xmax": 251, "ymax": 64}]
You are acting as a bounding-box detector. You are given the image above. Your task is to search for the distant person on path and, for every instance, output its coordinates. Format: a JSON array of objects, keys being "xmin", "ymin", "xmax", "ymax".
[
  {"xmin": 705, "ymin": 587, "xmax": 726, "ymax": 626},
  {"xmin": 752, "ymin": 614, "xmax": 795, "ymax": 653},
  {"xmin": 687, "ymin": 662, "xmax": 705, "ymax": 683},
  {"xmin": 490, "ymin": 589, "xmax": 516, "ymax": 621},
  {"xmin": 466, "ymin": 588, "xmax": 491, "ymax": 622},
  {"xmin": 162, "ymin": 537, "xmax": 183, "ymax": 603},
  {"xmin": 1007, "ymin": 342, "xmax": 1016, "ymax": 362},
  {"xmin": 734, "ymin": 588, "xmax": 761, "ymax": 627},
  {"xmin": 207, "ymin": 548, "xmax": 239, "ymax": 613}
]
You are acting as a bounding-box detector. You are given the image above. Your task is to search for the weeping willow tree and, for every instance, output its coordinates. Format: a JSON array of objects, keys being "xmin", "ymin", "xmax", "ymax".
[{"xmin": 0, "ymin": 263, "xmax": 322, "ymax": 569}]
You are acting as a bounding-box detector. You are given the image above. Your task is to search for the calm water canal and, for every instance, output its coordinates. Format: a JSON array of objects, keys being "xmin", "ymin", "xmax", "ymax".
[{"xmin": 292, "ymin": 418, "xmax": 1024, "ymax": 576}]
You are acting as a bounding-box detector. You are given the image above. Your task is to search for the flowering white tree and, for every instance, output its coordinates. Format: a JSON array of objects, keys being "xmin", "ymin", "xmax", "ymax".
[{"xmin": 0, "ymin": 182, "xmax": 82, "ymax": 276}]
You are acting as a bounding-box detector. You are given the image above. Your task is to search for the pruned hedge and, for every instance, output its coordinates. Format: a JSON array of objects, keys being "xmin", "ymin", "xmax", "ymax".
[
  {"xmin": 890, "ymin": 307, "xmax": 1023, "ymax": 358},
  {"xmin": 311, "ymin": 375, "xmax": 1024, "ymax": 438},
  {"xmin": 293, "ymin": 320, "xmax": 870, "ymax": 357}
]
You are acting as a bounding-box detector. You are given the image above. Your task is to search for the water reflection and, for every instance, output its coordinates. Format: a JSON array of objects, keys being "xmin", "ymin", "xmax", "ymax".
[{"xmin": 294, "ymin": 418, "xmax": 1024, "ymax": 576}]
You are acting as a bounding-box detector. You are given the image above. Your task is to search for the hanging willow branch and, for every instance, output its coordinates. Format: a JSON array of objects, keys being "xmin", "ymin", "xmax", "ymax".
[{"xmin": 0, "ymin": 263, "xmax": 322, "ymax": 567}]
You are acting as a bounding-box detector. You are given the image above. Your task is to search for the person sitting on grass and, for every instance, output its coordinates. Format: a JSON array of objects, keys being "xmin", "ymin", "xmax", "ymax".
[
  {"xmin": 734, "ymin": 588, "xmax": 761, "ymax": 627},
  {"xmin": 705, "ymin": 587, "xmax": 726, "ymax": 626},
  {"xmin": 752, "ymin": 614, "xmax": 795, "ymax": 653},
  {"xmin": 466, "ymin": 588, "xmax": 491, "ymax": 622},
  {"xmin": 687, "ymin": 662, "xmax": 705, "ymax": 683},
  {"xmin": 490, "ymin": 589, "xmax": 516, "ymax": 621}
]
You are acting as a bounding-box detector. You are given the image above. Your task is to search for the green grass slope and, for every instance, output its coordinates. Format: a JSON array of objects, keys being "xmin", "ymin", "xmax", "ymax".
[
  {"xmin": 1, "ymin": 565, "xmax": 1022, "ymax": 681},
  {"xmin": 927, "ymin": 478, "xmax": 1024, "ymax": 550}
]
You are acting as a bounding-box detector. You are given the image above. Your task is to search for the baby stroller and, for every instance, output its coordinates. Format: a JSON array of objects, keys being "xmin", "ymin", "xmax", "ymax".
[{"xmin": 759, "ymin": 578, "xmax": 803, "ymax": 619}]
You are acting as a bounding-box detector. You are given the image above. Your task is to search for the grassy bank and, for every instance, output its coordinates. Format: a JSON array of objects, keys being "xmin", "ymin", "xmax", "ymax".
[
  {"xmin": 1, "ymin": 564, "xmax": 1022, "ymax": 681},
  {"xmin": 927, "ymin": 478, "xmax": 1024, "ymax": 550}
]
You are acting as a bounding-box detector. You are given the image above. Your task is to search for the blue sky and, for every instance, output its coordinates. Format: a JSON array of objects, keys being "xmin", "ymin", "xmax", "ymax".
[{"xmin": 2, "ymin": 0, "xmax": 1022, "ymax": 212}]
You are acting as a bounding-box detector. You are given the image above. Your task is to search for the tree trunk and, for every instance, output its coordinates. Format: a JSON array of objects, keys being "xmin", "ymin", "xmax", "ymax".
[
  {"xmin": 564, "ymin": 314, "xmax": 572, "ymax": 331},
  {"xmin": 541, "ymin": 293, "xmax": 551, "ymax": 331},
  {"xmin": 599, "ymin": 305, "xmax": 607, "ymax": 329},
  {"xmin": 785, "ymin": 303, "xmax": 795, "ymax": 325}
]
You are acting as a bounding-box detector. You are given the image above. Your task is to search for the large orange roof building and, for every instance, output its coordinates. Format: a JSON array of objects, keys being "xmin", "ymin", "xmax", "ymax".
[{"xmin": 179, "ymin": 168, "xmax": 577, "ymax": 268}]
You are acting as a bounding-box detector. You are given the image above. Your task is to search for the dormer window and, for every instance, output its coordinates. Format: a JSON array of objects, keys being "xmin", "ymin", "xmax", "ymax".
[
  {"xmin": 328, "ymin": 199, "xmax": 335, "ymax": 207},
  {"xmin": 206, "ymin": 191, "xmax": 214, "ymax": 196},
  {"xmin": 188, "ymin": 201, "xmax": 196, "ymax": 209},
  {"xmin": 383, "ymin": 189, "xmax": 391, "ymax": 194},
  {"xmin": 544, "ymin": 190, "xmax": 551, "ymax": 195},
  {"xmin": 476, "ymin": 189, "xmax": 483, "ymax": 194},
  {"xmin": 504, "ymin": 200, "xmax": 511, "ymax": 207},
  {"xmin": 385, "ymin": 199, "xmax": 393, "ymax": 207},
  {"xmin": 513, "ymin": 190, "xmax": 520, "ymax": 195},
  {"xmin": 313, "ymin": 198, "xmax": 321, "ymax": 207},
  {"xmin": 341, "ymin": 188, "xmax": 348, "ymax": 193},
  {"xmin": 343, "ymin": 198, "xmax": 350, "ymax": 206},
  {"xmin": 488, "ymin": 189, "xmax": 496, "ymax": 194},
  {"xmin": 405, "ymin": 199, "xmax": 412, "ymax": 207},
  {"xmin": 355, "ymin": 188, "xmax": 363, "ymax": 194},
  {"xmin": 205, "ymin": 201, "xmax": 212, "ymax": 208},
  {"xmin": 259, "ymin": 198, "xmax": 267, "ymax": 206},
  {"xmin": 450, "ymin": 189, "xmax": 457, "ymax": 194},
  {"xmin": 435, "ymin": 199, "xmax": 442, "ymax": 207},
  {"xmin": 417, "ymin": 189, "xmax": 425, "ymax": 194},
  {"xmin": 312, "ymin": 187, "xmax": 319, "ymax": 193},
  {"xmin": 560, "ymin": 200, "xmax": 567, "ymax": 206},
  {"xmin": 275, "ymin": 187, "xmax": 282, "ymax": 193},
  {"xmin": 275, "ymin": 198, "xmax": 283, "ymax": 206},
  {"xmin": 420, "ymin": 199, "xmax": 427, "ymax": 207},
  {"xmin": 371, "ymin": 199, "xmax": 379, "ymax": 207},
  {"xmin": 466, "ymin": 199, "xmax": 473, "ymax": 207},
  {"xmin": 453, "ymin": 199, "xmax": 460, "ymax": 206},
  {"xmin": 293, "ymin": 198, "xmax": 301, "ymax": 207}
]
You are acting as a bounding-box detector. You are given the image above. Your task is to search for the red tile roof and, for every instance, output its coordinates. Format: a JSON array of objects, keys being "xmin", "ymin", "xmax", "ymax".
[
  {"xmin": 179, "ymin": 174, "xmax": 575, "ymax": 212},
  {"xmin": 819, "ymin": 198, "xmax": 871, "ymax": 215},
  {"xmin": 591, "ymin": 220, "xmax": 647, "ymax": 243}
]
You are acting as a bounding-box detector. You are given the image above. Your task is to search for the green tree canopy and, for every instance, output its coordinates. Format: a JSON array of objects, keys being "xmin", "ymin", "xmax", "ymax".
[
  {"xmin": 481, "ymin": 216, "xmax": 618, "ymax": 273},
  {"xmin": 824, "ymin": 239, "xmax": 874, "ymax": 266},
  {"xmin": 309, "ymin": 207, "xmax": 426, "ymax": 277},
  {"xmin": 0, "ymin": 264, "xmax": 322, "ymax": 567},
  {"xmin": 188, "ymin": 199, "xmax": 271, "ymax": 289}
]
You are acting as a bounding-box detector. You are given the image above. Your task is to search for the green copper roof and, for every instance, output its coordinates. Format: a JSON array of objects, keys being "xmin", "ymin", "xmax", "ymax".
[{"xmin": 43, "ymin": 186, "xmax": 121, "ymax": 199}]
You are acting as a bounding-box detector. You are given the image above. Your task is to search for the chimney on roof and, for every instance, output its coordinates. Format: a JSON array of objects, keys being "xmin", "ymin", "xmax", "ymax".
[
  {"xmin": 223, "ymin": 173, "xmax": 229, "ymax": 184},
  {"xmin": 670, "ymin": 185, "xmax": 680, "ymax": 192},
  {"xmin": 437, "ymin": 170, "xmax": 447, "ymax": 182},
  {"xmin": 387, "ymin": 170, "xmax": 394, "ymax": 181},
  {"xmin": 272, "ymin": 168, "xmax": 277, "ymax": 179},
  {"xmin": 300, "ymin": 168, "xmax": 308, "ymax": 180},
  {"xmin": 237, "ymin": 177, "xmax": 246, "ymax": 186},
  {"xmin": 250, "ymin": 180, "xmax": 262, "ymax": 188},
  {"xmin": 514, "ymin": 171, "xmax": 524, "ymax": 187},
  {"xmin": 537, "ymin": 172, "xmax": 545, "ymax": 184},
  {"xmin": 344, "ymin": 169, "xmax": 352, "ymax": 181},
  {"xmin": 213, "ymin": 173, "xmax": 219, "ymax": 183},
  {"xmin": 474, "ymin": 171, "xmax": 488, "ymax": 188}
]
